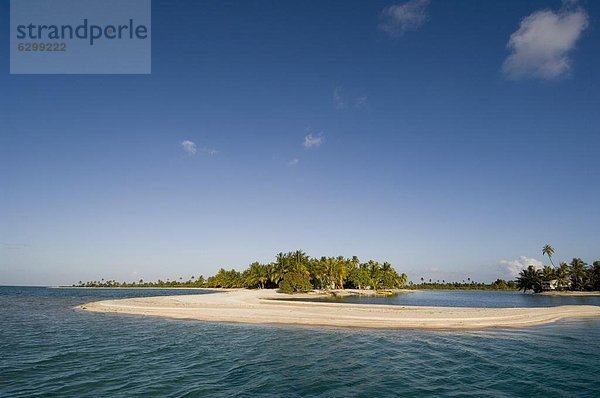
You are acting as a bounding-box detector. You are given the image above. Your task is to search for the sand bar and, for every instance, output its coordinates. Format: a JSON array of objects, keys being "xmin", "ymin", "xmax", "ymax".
[
  {"xmin": 80, "ymin": 289, "xmax": 600, "ymax": 329},
  {"xmin": 537, "ymin": 291, "xmax": 600, "ymax": 297}
]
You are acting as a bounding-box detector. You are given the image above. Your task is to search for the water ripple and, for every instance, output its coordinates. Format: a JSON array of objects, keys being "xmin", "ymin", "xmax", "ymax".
[{"xmin": 1, "ymin": 287, "xmax": 600, "ymax": 397}]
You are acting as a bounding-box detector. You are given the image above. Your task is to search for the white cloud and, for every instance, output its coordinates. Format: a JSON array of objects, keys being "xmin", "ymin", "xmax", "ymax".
[
  {"xmin": 303, "ymin": 133, "xmax": 324, "ymax": 148},
  {"xmin": 333, "ymin": 87, "xmax": 347, "ymax": 109},
  {"xmin": 379, "ymin": 0, "xmax": 430, "ymax": 37},
  {"xmin": 502, "ymin": 3, "xmax": 589, "ymax": 80},
  {"xmin": 181, "ymin": 140, "xmax": 197, "ymax": 155},
  {"xmin": 333, "ymin": 87, "xmax": 368, "ymax": 110},
  {"xmin": 497, "ymin": 256, "xmax": 544, "ymax": 279},
  {"xmin": 181, "ymin": 140, "xmax": 218, "ymax": 156},
  {"xmin": 198, "ymin": 147, "xmax": 218, "ymax": 155},
  {"xmin": 287, "ymin": 158, "xmax": 299, "ymax": 166},
  {"xmin": 355, "ymin": 96, "xmax": 368, "ymax": 109}
]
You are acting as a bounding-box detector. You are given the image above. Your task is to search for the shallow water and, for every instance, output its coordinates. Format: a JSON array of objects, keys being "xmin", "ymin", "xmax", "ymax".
[
  {"xmin": 1, "ymin": 287, "xmax": 599, "ymax": 397},
  {"xmin": 284, "ymin": 289, "xmax": 600, "ymax": 308}
]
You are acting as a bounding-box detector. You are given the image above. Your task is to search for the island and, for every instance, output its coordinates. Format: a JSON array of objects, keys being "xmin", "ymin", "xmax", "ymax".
[{"xmin": 77, "ymin": 248, "xmax": 600, "ymax": 329}]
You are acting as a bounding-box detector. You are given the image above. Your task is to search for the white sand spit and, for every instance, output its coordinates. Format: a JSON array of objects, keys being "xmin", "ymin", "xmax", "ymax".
[{"xmin": 80, "ymin": 289, "xmax": 600, "ymax": 330}]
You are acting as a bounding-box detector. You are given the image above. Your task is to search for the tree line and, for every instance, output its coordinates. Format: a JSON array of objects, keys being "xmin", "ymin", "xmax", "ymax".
[
  {"xmin": 516, "ymin": 245, "xmax": 600, "ymax": 293},
  {"xmin": 406, "ymin": 279, "xmax": 517, "ymax": 290},
  {"xmin": 201, "ymin": 251, "xmax": 409, "ymax": 293},
  {"xmin": 74, "ymin": 250, "xmax": 410, "ymax": 293},
  {"xmin": 73, "ymin": 246, "xmax": 599, "ymax": 294}
]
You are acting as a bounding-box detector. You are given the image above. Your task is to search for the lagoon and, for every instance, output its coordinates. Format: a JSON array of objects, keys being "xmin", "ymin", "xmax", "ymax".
[{"xmin": 287, "ymin": 289, "xmax": 600, "ymax": 308}]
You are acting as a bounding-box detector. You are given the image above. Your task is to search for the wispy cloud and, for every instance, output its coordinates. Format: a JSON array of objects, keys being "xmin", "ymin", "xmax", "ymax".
[
  {"xmin": 333, "ymin": 87, "xmax": 348, "ymax": 109},
  {"xmin": 303, "ymin": 133, "xmax": 324, "ymax": 148},
  {"xmin": 181, "ymin": 140, "xmax": 197, "ymax": 155},
  {"xmin": 198, "ymin": 147, "xmax": 218, "ymax": 155},
  {"xmin": 181, "ymin": 140, "xmax": 218, "ymax": 156},
  {"xmin": 354, "ymin": 96, "xmax": 368, "ymax": 109},
  {"xmin": 379, "ymin": 0, "xmax": 430, "ymax": 37},
  {"xmin": 287, "ymin": 158, "xmax": 300, "ymax": 166},
  {"xmin": 497, "ymin": 256, "xmax": 544, "ymax": 279},
  {"xmin": 333, "ymin": 87, "xmax": 368, "ymax": 110},
  {"xmin": 502, "ymin": 1, "xmax": 589, "ymax": 80}
]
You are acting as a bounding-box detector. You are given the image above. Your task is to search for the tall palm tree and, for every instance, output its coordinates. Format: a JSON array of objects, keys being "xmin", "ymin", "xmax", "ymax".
[{"xmin": 542, "ymin": 244, "xmax": 555, "ymax": 266}]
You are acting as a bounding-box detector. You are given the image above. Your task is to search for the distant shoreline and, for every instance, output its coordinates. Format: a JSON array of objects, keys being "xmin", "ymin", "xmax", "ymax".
[
  {"xmin": 53, "ymin": 286, "xmax": 600, "ymax": 296},
  {"xmin": 60, "ymin": 286, "xmax": 416, "ymax": 297},
  {"xmin": 58, "ymin": 285, "xmax": 518, "ymax": 292},
  {"xmin": 80, "ymin": 289, "xmax": 600, "ymax": 330}
]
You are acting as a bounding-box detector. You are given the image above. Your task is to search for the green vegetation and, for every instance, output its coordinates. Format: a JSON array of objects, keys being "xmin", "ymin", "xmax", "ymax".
[
  {"xmin": 73, "ymin": 247, "xmax": 599, "ymax": 294},
  {"xmin": 516, "ymin": 245, "xmax": 600, "ymax": 293},
  {"xmin": 199, "ymin": 251, "xmax": 410, "ymax": 291},
  {"xmin": 405, "ymin": 279, "xmax": 517, "ymax": 291},
  {"xmin": 516, "ymin": 266, "xmax": 543, "ymax": 293},
  {"xmin": 73, "ymin": 275, "xmax": 206, "ymax": 288},
  {"xmin": 279, "ymin": 271, "xmax": 313, "ymax": 294},
  {"xmin": 542, "ymin": 244, "xmax": 555, "ymax": 266},
  {"xmin": 74, "ymin": 250, "xmax": 408, "ymax": 292}
]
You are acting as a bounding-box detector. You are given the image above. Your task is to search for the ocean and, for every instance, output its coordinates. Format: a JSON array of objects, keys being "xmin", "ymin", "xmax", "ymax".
[{"xmin": 1, "ymin": 286, "xmax": 599, "ymax": 397}]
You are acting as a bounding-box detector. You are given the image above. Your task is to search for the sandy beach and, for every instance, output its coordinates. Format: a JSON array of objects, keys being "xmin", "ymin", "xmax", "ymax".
[{"xmin": 79, "ymin": 289, "xmax": 600, "ymax": 329}]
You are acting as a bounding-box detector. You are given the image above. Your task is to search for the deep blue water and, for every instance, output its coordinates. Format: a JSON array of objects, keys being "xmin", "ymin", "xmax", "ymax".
[{"xmin": 1, "ymin": 287, "xmax": 600, "ymax": 397}]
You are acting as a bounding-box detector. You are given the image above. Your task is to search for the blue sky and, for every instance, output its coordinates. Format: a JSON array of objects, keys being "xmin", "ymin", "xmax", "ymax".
[{"xmin": 1, "ymin": 0, "xmax": 599, "ymax": 286}]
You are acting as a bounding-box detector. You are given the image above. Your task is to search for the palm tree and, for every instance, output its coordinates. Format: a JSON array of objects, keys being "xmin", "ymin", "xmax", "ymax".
[
  {"xmin": 542, "ymin": 244, "xmax": 555, "ymax": 266},
  {"xmin": 333, "ymin": 257, "xmax": 348, "ymax": 289},
  {"xmin": 271, "ymin": 252, "xmax": 289, "ymax": 286},
  {"xmin": 398, "ymin": 273, "xmax": 408, "ymax": 287},
  {"xmin": 590, "ymin": 261, "xmax": 600, "ymax": 291},
  {"xmin": 555, "ymin": 262, "xmax": 571, "ymax": 291},
  {"xmin": 257, "ymin": 265, "xmax": 268, "ymax": 289},
  {"xmin": 569, "ymin": 258, "xmax": 587, "ymax": 291},
  {"xmin": 379, "ymin": 262, "xmax": 395, "ymax": 289},
  {"xmin": 292, "ymin": 250, "xmax": 309, "ymax": 267},
  {"xmin": 246, "ymin": 262, "xmax": 269, "ymax": 289},
  {"xmin": 516, "ymin": 265, "xmax": 543, "ymax": 293},
  {"xmin": 366, "ymin": 260, "xmax": 380, "ymax": 289},
  {"xmin": 542, "ymin": 265, "xmax": 556, "ymax": 282},
  {"xmin": 322, "ymin": 257, "xmax": 338, "ymax": 289}
]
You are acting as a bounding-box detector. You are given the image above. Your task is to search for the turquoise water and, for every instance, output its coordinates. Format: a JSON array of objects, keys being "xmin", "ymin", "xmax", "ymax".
[
  {"xmin": 281, "ymin": 289, "xmax": 600, "ymax": 308},
  {"xmin": 1, "ymin": 287, "xmax": 599, "ymax": 397}
]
